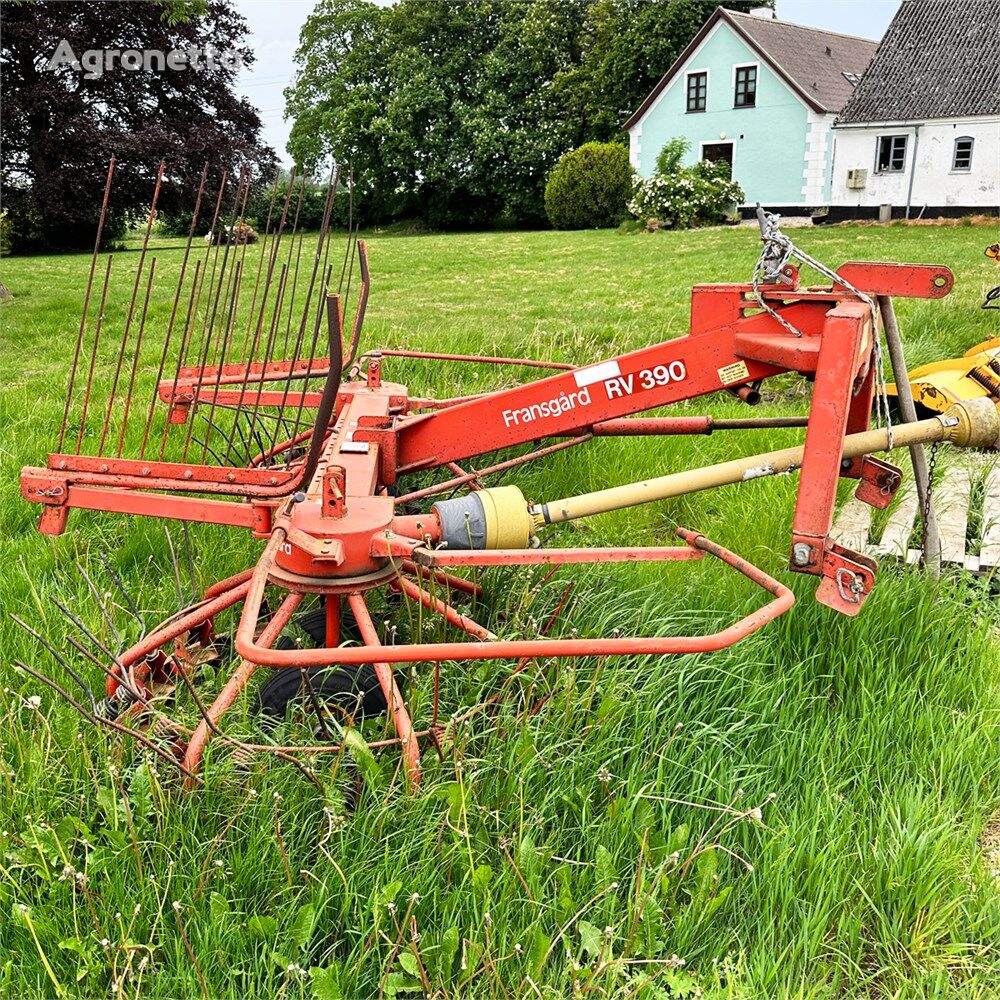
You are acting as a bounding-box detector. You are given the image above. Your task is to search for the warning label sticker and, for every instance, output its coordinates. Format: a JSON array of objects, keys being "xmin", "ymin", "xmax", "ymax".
[{"xmin": 717, "ymin": 360, "xmax": 750, "ymax": 386}]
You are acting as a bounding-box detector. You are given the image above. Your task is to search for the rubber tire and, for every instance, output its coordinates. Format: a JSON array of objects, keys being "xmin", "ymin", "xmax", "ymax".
[
  {"xmin": 254, "ymin": 662, "xmax": 388, "ymax": 723},
  {"xmin": 254, "ymin": 606, "xmax": 388, "ymax": 724}
]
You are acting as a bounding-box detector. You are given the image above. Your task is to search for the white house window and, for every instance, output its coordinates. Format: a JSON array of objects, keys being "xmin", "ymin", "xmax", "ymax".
[
  {"xmin": 734, "ymin": 65, "xmax": 756, "ymax": 107},
  {"xmin": 953, "ymin": 136, "xmax": 974, "ymax": 171},
  {"xmin": 875, "ymin": 135, "xmax": 907, "ymax": 173},
  {"xmin": 686, "ymin": 71, "xmax": 707, "ymax": 113}
]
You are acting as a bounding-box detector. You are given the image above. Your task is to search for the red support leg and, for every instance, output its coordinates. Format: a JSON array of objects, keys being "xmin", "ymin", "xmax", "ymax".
[
  {"xmin": 181, "ymin": 592, "xmax": 303, "ymax": 786},
  {"xmin": 347, "ymin": 592, "xmax": 422, "ymax": 789},
  {"xmin": 789, "ymin": 303, "xmax": 879, "ymax": 614}
]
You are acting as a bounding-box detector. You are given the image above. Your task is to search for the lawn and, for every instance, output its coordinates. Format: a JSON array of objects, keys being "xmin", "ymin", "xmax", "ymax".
[{"xmin": 1, "ymin": 219, "xmax": 999, "ymax": 999}]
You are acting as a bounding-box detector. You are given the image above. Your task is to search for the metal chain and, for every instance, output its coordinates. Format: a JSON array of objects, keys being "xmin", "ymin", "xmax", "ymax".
[
  {"xmin": 752, "ymin": 208, "xmax": 894, "ymax": 449},
  {"xmin": 920, "ymin": 441, "xmax": 939, "ymax": 559}
]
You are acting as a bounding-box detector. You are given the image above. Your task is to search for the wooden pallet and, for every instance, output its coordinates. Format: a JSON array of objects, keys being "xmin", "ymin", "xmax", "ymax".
[{"xmin": 831, "ymin": 452, "xmax": 1000, "ymax": 573}]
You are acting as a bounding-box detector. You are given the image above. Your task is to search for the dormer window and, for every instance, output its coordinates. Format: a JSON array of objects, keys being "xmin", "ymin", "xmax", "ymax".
[{"xmin": 734, "ymin": 65, "xmax": 757, "ymax": 107}]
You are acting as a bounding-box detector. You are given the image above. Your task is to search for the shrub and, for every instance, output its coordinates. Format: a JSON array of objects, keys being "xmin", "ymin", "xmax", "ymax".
[
  {"xmin": 544, "ymin": 142, "xmax": 635, "ymax": 230},
  {"xmin": 209, "ymin": 222, "xmax": 259, "ymax": 245},
  {"xmin": 629, "ymin": 139, "xmax": 744, "ymax": 230},
  {"xmin": 0, "ymin": 211, "xmax": 10, "ymax": 257},
  {"xmin": 654, "ymin": 136, "xmax": 690, "ymax": 176}
]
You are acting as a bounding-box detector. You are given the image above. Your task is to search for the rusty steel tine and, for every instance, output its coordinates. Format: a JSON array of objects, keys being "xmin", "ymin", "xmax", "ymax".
[
  {"xmin": 265, "ymin": 165, "xmax": 340, "ymax": 456},
  {"xmin": 163, "ymin": 526, "xmax": 185, "ymax": 610},
  {"xmin": 50, "ymin": 595, "xmax": 129, "ymax": 671},
  {"xmin": 182, "ymin": 171, "xmax": 240, "ymax": 461},
  {"xmin": 237, "ymin": 263, "xmax": 290, "ymax": 461},
  {"xmin": 193, "ymin": 433, "xmax": 227, "ymax": 467},
  {"xmin": 97, "ymin": 160, "xmax": 165, "ymax": 456},
  {"xmin": 14, "ymin": 660, "xmax": 201, "ymax": 784},
  {"xmin": 300, "ymin": 667, "xmax": 340, "ymax": 743},
  {"xmin": 228, "ymin": 239, "xmax": 291, "ymax": 458},
  {"xmin": 75, "ymin": 255, "xmax": 114, "ymax": 453},
  {"xmin": 212, "ymin": 172, "xmax": 253, "ymax": 369},
  {"xmin": 189, "ymin": 168, "xmax": 230, "ymax": 375},
  {"xmin": 158, "ymin": 257, "xmax": 203, "ymax": 461},
  {"xmin": 210, "ymin": 172, "xmax": 251, "ymax": 369},
  {"xmin": 98, "ymin": 550, "xmax": 146, "ymax": 630},
  {"xmin": 201, "ymin": 259, "xmax": 244, "ymax": 463},
  {"xmin": 59, "ymin": 157, "xmax": 115, "ymax": 453},
  {"xmin": 115, "ymin": 258, "xmax": 157, "ymax": 457},
  {"xmin": 197, "ymin": 170, "xmax": 237, "ymax": 359},
  {"xmin": 235, "ymin": 167, "xmax": 296, "ymax": 390},
  {"xmin": 64, "ymin": 635, "xmax": 149, "ymax": 707},
  {"xmin": 338, "ymin": 161, "xmax": 355, "ymax": 293},
  {"xmin": 341, "ymin": 240, "xmax": 369, "ymax": 372},
  {"xmin": 140, "ymin": 162, "xmax": 209, "ymax": 460},
  {"xmin": 182, "ymin": 174, "xmax": 244, "ymax": 462},
  {"xmin": 213, "ymin": 403, "xmax": 314, "ymax": 430},
  {"xmin": 77, "ymin": 561, "xmax": 124, "ymax": 652},
  {"xmin": 242, "ymin": 173, "xmax": 281, "ymax": 355},
  {"xmin": 10, "ymin": 616, "xmax": 98, "ymax": 709},
  {"xmin": 181, "ymin": 523, "xmax": 198, "ymax": 603},
  {"xmin": 281, "ymin": 175, "xmax": 308, "ymax": 356},
  {"xmin": 394, "ymin": 435, "xmax": 592, "ymax": 505},
  {"xmin": 288, "ymin": 263, "xmax": 335, "ymax": 441},
  {"xmin": 192, "ymin": 405, "xmax": 234, "ymax": 463},
  {"xmin": 229, "ymin": 410, "xmax": 254, "ymax": 465},
  {"xmin": 341, "ymin": 224, "xmax": 359, "ymax": 335}
]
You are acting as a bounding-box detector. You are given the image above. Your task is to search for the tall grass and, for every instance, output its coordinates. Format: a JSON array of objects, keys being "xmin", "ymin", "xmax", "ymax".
[{"xmin": 0, "ymin": 222, "xmax": 998, "ymax": 997}]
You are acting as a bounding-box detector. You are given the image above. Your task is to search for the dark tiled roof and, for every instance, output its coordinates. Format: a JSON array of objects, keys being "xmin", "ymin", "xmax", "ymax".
[
  {"xmin": 726, "ymin": 10, "xmax": 877, "ymax": 113},
  {"xmin": 624, "ymin": 7, "xmax": 877, "ymax": 130},
  {"xmin": 838, "ymin": 0, "xmax": 1000, "ymax": 124}
]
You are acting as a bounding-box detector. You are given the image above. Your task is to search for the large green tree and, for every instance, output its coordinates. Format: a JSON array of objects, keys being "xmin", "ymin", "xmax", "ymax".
[{"xmin": 285, "ymin": 0, "xmax": 773, "ymax": 227}]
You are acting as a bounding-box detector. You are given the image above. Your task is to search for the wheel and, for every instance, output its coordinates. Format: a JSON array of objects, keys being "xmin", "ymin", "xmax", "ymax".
[
  {"xmin": 255, "ymin": 663, "xmax": 389, "ymax": 725},
  {"xmin": 253, "ymin": 605, "xmax": 391, "ymax": 729}
]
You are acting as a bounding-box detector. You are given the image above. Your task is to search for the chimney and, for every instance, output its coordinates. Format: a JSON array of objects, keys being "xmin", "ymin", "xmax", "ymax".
[{"xmin": 749, "ymin": 6, "xmax": 776, "ymax": 17}]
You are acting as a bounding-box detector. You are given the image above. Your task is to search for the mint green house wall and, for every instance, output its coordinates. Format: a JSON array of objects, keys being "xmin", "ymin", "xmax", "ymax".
[{"xmin": 628, "ymin": 22, "xmax": 818, "ymax": 207}]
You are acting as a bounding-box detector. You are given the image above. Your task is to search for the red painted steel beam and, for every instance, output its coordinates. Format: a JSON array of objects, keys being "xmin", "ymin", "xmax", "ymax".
[
  {"xmin": 835, "ymin": 262, "xmax": 953, "ymax": 298},
  {"xmin": 391, "ymin": 300, "xmax": 846, "ymax": 471},
  {"xmin": 48, "ymin": 485, "xmax": 271, "ymax": 531},
  {"xmin": 235, "ymin": 530, "xmax": 794, "ymax": 667}
]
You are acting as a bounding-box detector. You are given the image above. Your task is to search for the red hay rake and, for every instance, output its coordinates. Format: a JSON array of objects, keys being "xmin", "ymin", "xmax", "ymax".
[{"xmin": 17, "ymin": 161, "xmax": 1000, "ymax": 789}]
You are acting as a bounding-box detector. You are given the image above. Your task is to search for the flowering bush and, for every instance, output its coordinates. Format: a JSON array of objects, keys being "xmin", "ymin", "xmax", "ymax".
[{"xmin": 628, "ymin": 140, "xmax": 744, "ymax": 230}]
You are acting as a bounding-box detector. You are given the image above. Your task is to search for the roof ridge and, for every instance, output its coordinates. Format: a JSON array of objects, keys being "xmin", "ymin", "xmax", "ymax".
[{"xmin": 724, "ymin": 8, "xmax": 880, "ymax": 45}]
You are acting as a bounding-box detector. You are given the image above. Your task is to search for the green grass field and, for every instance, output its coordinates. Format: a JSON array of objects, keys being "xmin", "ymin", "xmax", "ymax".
[{"xmin": 1, "ymin": 220, "xmax": 999, "ymax": 998}]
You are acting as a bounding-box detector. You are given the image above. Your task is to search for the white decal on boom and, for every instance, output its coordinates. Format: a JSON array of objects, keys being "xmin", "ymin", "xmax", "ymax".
[{"xmin": 502, "ymin": 386, "xmax": 592, "ymax": 428}]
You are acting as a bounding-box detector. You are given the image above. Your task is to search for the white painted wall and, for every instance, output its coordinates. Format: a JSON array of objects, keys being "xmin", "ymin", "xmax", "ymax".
[
  {"xmin": 831, "ymin": 116, "xmax": 1000, "ymax": 210},
  {"xmin": 803, "ymin": 111, "xmax": 836, "ymax": 204}
]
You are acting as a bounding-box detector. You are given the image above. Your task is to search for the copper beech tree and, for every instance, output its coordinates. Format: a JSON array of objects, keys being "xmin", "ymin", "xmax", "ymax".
[{"xmin": 1, "ymin": 0, "xmax": 275, "ymax": 250}]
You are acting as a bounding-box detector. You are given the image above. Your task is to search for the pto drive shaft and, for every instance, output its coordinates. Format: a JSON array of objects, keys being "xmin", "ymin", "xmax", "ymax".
[{"xmin": 429, "ymin": 399, "xmax": 1000, "ymax": 548}]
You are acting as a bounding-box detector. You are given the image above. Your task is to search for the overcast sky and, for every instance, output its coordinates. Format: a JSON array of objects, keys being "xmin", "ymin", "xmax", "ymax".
[{"xmin": 234, "ymin": 0, "xmax": 904, "ymax": 167}]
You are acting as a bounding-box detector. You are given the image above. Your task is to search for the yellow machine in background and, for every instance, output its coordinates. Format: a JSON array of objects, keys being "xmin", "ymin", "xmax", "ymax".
[{"xmin": 889, "ymin": 337, "xmax": 1000, "ymax": 417}]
